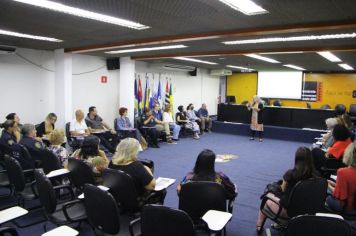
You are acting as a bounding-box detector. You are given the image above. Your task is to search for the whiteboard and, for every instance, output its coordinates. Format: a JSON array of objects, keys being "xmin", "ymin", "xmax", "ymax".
[{"xmin": 257, "ymin": 71, "xmax": 303, "ymax": 99}]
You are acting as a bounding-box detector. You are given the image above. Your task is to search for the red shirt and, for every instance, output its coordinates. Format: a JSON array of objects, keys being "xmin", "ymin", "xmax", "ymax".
[
  {"xmin": 334, "ymin": 167, "xmax": 356, "ymax": 210},
  {"xmin": 327, "ymin": 138, "xmax": 352, "ymax": 159}
]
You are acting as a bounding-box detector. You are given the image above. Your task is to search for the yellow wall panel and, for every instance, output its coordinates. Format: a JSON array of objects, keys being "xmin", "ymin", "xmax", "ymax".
[{"xmin": 226, "ymin": 73, "xmax": 257, "ymax": 104}]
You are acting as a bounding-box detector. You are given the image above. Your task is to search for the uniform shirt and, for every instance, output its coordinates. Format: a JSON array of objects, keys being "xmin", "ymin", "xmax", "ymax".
[
  {"xmin": 333, "ymin": 167, "xmax": 356, "ymax": 210},
  {"xmin": 198, "ymin": 108, "xmax": 209, "ymax": 117},
  {"xmin": 152, "ymin": 110, "xmax": 163, "ymax": 121},
  {"xmin": 85, "ymin": 115, "xmax": 104, "ymax": 129},
  {"xmin": 70, "ymin": 119, "xmax": 88, "ymax": 135},
  {"xmin": 141, "ymin": 114, "xmax": 156, "ymax": 127},
  {"xmin": 109, "ymin": 161, "xmax": 153, "ymax": 196},
  {"xmin": 19, "ymin": 136, "xmax": 45, "ymax": 158},
  {"xmin": 0, "ymin": 130, "xmax": 17, "ymax": 147}
]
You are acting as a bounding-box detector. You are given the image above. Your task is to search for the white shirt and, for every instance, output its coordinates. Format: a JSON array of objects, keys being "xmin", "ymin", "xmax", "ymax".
[
  {"xmin": 70, "ymin": 119, "xmax": 88, "ymax": 135},
  {"xmin": 163, "ymin": 112, "xmax": 174, "ymax": 123}
]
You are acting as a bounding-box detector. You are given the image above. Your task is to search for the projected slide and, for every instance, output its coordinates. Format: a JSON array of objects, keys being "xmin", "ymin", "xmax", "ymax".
[{"xmin": 257, "ymin": 71, "xmax": 303, "ymax": 99}]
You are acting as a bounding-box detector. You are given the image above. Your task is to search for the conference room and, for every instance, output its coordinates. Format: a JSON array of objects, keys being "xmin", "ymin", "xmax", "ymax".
[{"xmin": 0, "ymin": 0, "xmax": 356, "ymax": 235}]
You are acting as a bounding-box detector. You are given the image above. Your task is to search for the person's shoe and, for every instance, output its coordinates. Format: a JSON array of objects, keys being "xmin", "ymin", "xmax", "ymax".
[
  {"xmin": 172, "ymin": 138, "xmax": 179, "ymax": 141},
  {"xmin": 193, "ymin": 134, "xmax": 200, "ymax": 140},
  {"xmin": 259, "ymin": 138, "xmax": 263, "ymax": 142},
  {"xmin": 256, "ymin": 225, "xmax": 263, "ymax": 234},
  {"xmin": 249, "ymin": 137, "xmax": 255, "ymax": 140},
  {"xmin": 167, "ymin": 139, "xmax": 177, "ymax": 144}
]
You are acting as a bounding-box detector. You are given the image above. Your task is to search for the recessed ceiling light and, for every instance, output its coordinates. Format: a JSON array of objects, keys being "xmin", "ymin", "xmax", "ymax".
[
  {"xmin": 227, "ymin": 65, "xmax": 254, "ymax": 71},
  {"xmin": 218, "ymin": 0, "xmax": 268, "ymax": 15},
  {"xmin": 223, "ymin": 32, "xmax": 356, "ymax": 45},
  {"xmin": 283, "ymin": 64, "xmax": 306, "ymax": 71},
  {"xmin": 174, "ymin": 57, "xmax": 218, "ymax": 65},
  {"xmin": 245, "ymin": 54, "xmax": 280, "ymax": 63},
  {"xmin": 317, "ymin": 51, "xmax": 342, "ymax": 62},
  {"xmin": 12, "ymin": 0, "xmax": 149, "ymax": 30},
  {"xmin": 106, "ymin": 45, "xmax": 187, "ymax": 54},
  {"xmin": 0, "ymin": 29, "xmax": 62, "ymax": 42},
  {"xmin": 338, "ymin": 63, "xmax": 354, "ymax": 70}
]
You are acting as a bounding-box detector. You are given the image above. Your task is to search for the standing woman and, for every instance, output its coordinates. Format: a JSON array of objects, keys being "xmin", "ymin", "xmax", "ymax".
[
  {"xmin": 247, "ymin": 95, "xmax": 264, "ymax": 142},
  {"xmin": 36, "ymin": 113, "xmax": 57, "ymax": 137}
]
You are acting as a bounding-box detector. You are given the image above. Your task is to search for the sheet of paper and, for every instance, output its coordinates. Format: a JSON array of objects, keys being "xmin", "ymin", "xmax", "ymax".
[{"xmin": 154, "ymin": 177, "xmax": 176, "ymax": 191}]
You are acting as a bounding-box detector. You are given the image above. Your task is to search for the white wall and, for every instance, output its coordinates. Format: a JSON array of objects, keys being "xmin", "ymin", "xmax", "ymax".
[
  {"xmin": 135, "ymin": 61, "xmax": 220, "ymax": 115},
  {"xmin": 72, "ymin": 54, "xmax": 119, "ymax": 127},
  {"xmin": 0, "ymin": 48, "xmax": 55, "ymax": 124}
]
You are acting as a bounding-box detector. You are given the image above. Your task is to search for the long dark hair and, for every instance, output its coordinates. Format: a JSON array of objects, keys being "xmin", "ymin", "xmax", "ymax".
[
  {"xmin": 332, "ymin": 124, "xmax": 351, "ymax": 141},
  {"xmin": 79, "ymin": 135, "xmax": 100, "ymax": 160},
  {"xmin": 192, "ymin": 149, "xmax": 216, "ymax": 181},
  {"xmin": 292, "ymin": 147, "xmax": 315, "ymax": 181}
]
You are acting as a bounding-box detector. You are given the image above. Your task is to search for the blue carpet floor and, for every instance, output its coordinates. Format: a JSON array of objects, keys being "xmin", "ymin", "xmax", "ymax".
[{"xmin": 0, "ymin": 133, "xmax": 311, "ymax": 236}]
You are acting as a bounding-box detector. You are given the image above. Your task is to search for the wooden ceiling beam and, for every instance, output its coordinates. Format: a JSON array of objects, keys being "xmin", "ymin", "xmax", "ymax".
[{"xmin": 65, "ymin": 21, "xmax": 356, "ymax": 53}]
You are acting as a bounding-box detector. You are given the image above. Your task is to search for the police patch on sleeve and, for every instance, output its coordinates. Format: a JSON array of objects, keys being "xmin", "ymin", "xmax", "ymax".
[
  {"xmin": 8, "ymin": 140, "xmax": 14, "ymax": 145},
  {"xmin": 35, "ymin": 142, "xmax": 42, "ymax": 149}
]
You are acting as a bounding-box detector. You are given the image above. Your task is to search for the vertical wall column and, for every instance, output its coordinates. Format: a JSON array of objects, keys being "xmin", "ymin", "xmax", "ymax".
[
  {"xmin": 54, "ymin": 49, "xmax": 72, "ymax": 128},
  {"xmin": 219, "ymin": 76, "xmax": 227, "ymax": 103},
  {"xmin": 119, "ymin": 57, "xmax": 135, "ymax": 124}
]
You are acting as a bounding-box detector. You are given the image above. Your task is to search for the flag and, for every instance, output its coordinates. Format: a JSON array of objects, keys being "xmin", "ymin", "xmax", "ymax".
[
  {"xmin": 144, "ymin": 78, "xmax": 150, "ymax": 111},
  {"xmin": 138, "ymin": 78, "xmax": 143, "ymax": 114},
  {"xmin": 165, "ymin": 80, "xmax": 170, "ymax": 105},
  {"xmin": 169, "ymin": 81, "xmax": 173, "ymax": 116},
  {"xmin": 157, "ymin": 79, "xmax": 161, "ymax": 105},
  {"xmin": 134, "ymin": 78, "xmax": 138, "ymax": 115}
]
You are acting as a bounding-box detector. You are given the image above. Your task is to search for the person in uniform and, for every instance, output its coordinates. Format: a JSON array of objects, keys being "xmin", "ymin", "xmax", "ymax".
[
  {"xmin": 85, "ymin": 106, "xmax": 118, "ymax": 153},
  {"xmin": 0, "ymin": 120, "xmax": 19, "ymax": 150},
  {"xmin": 5, "ymin": 113, "xmax": 22, "ymax": 140},
  {"xmin": 19, "ymin": 123, "xmax": 46, "ymax": 158}
]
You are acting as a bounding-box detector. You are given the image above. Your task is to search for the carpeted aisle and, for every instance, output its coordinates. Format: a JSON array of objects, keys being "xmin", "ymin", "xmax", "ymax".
[{"xmin": 0, "ymin": 132, "xmax": 310, "ymax": 235}]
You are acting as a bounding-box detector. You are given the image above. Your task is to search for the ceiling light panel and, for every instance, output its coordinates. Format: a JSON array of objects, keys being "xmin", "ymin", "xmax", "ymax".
[
  {"xmin": 0, "ymin": 29, "xmax": 62, "ymax": 42},
  {"xmin": 174, "ymin": 57, "xmax": 218, "ymax": 65},
  {"xmin": 338, "ymin": 63, "xmax": 354, "ymax": 70},
  {"xmin": 317, "ymin": 51, "xmax": 342, "ymax": 62},
  {"xmin": 245, "ymin": 54, "xmax": 280, "ymax": 63},
  {"xmin": 12, "ymin": 0, "xmax": 149, "ymax": 30},
  {"xmin": 106, "ymin": 45, "xmax": 187, "ymax": 54},
  {"xmin": 283, "ymin": 64, "xmax": 306, "ymax": 71},
  {"xmin": 218, "ymin": 0, "xmax": 268, "ymax": 15},
  {"xmin": 227, "ymin": 65, "xmax": 254, "ymax": 71},
  {"xmin": 223, "ymin": 32, "xmax": 356, "ymax": 45}
]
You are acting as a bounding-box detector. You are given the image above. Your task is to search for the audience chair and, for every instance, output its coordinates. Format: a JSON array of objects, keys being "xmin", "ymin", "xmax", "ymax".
[
  {"xmin": 320, "ymin": 104, "xmax": 331, "ymax": 110},
  {"xmin": 83, "ymin": 184, "xmax": 121, "ymax": 236},
  {"xmin": 0, "ymin": 227, "xmax": 19, "ymax": 236},
  {"xmin": 349, "ymin": 104, "xmax": 356, "ymax": 124},
  {"xmin": 259, "ymin": 177, "xmax": 327, "ymax": 229},
  {"xmin": 129, "ymin": 204, "xmax": 196, "ymax": 236},
  {"xmin": 285, "ymin": 214, "xmax": 352, "ymax": 236},
  {"xmin": 3, "ymin": 156, "xmax": 38, "ymax": 208},
  {"xmin": 65, "ymin": 123, "xmax": 80, "ymax": 151},
  {"xmin": 335, "ymin": 104, "xmax": 346, "ymax": 116},
  {"xmin": 102, "ymin": 168, "xmax": 162, "ymax": 214},
  {"xmin": 34, "ymin": 170, "xmax": 86, "ymax": 232},
  {"xmin": 11, "ymin": 144, "xmax": 36, "ymax": 170},
  {"xmin": 38, "ymin": 149, "xmax": 62, "ymax": 175},
  {"xmin": 178, "ymin": 182, "xmax": 234, "ymax": 235},
  {"xmin": 273, "ymin": 99, "xmax": 282, "ymax": 107},
  {"xmin": 67, "ymin": 158, "xmax": 96, "ymax": 193}
]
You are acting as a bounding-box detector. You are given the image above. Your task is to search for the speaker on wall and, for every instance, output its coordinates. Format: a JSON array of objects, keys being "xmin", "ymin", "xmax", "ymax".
[
  {"xmin": 106, "ymin": 58, "xmax": 120, "ymax": 70},
  {"xmin": 188, "ymin": 67, "xmax": 197, "ymax": 76}
]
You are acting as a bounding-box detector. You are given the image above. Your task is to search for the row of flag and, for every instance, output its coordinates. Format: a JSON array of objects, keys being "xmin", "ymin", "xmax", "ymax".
[{"xmin": 134, "ymin": 75, "xmax": 173, "ymax": 116}]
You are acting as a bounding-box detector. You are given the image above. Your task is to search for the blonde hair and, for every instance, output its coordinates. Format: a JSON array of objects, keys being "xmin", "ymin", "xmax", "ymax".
[
  {"xmin": 48, "ymin": 129, "xmax": 65, "ymax": 145},
  {"xmin": 343, "ymin": 143, "xmax": 356, "ymax": 167},
  {"xmin": 112, "ymin": 138, "xmax": 139, "ymax": 165},
  {"xmin": 45, "ymin": 113, "xmax": 57, "ymax": 134}
]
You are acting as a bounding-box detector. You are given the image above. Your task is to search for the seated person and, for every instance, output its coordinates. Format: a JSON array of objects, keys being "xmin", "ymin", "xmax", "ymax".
[
  {"xmin": 177, "ymin": 149, "xmax": 237, "ymax": 200},
  {"xmin": 197, "ymin": 103, "xmax": 212, "ymax": 132},
  {"xmin": 186, "ymin": 103, "xmax": 202, "ymax": 131},
  {"xmin": 19, "ymin": 123, "xmax": 46, "ymax": 157},
  {"xmin": 5, "ymin": 113, "xmax": 22, "ymax": 139},
  {"xmin": 152, "ymin": 104, "xmax": 175, "ymax": 144},
  {"xmin": 70, "ymin": 110, "xmax": 90, "ymax": 146},
  {"xmin": 327, "ymin": 143, "xmax": 356, "ymax": 214},
  {"xmin": 256, "ymin": 147, "xmax": 316, "ymax": 233},
  {"xmin": 321, "ymin": 118, "xmax": 338, "ymax": 149},
  {"xmin": 162, "ymin": 104, "xmax": 181, "ymax": 141},
  {"xmin": 141, "ymin": 109, "xmax": 160, "ymax": 148},
  {"xmin": 85, "ymin": 106, "xmax": 118, "ymax": 153},
  {"xmin": 48, "ymin": 129, "xmax": 68, "ymax": 166},
  {"xmin": 176, "ymin": 105, "xmax": 200, "ymax": 139},
  {"xmin": 36, "ymin": 113, "xmax": 57, "ymax": 137},
  {"xmin": 0, "ymin": 120, "xmax": 20, "ymax": 149},
  {"xmin": 109, "ymin": 138, "xmax": 165, "ymax": 205},
  {"xmin": 312, "ymin": 124, "xmax": 352, "ymax": 172},
  {"xmin": 71, "ymin": 135, "xmax": 109, "ymax": 184}
]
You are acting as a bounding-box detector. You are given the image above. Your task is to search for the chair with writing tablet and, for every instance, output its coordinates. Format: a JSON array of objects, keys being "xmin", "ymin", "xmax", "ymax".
[
  {"xmin": 83, "ymin": 184, "xmax": 121, "ymax": 236},
  {"xmin": 34, "ymin": 170, "xmax": 86, "ymax": 232},
  {"xmin": 67, "ymin": 158, "xmax": 96, "ymax": 193}
]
